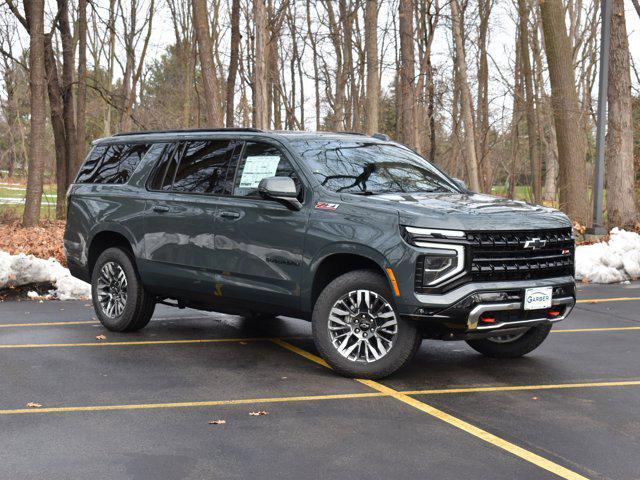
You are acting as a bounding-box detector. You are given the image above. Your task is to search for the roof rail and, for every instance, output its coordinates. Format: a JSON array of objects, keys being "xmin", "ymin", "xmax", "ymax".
[
  {"xmin": 112, "ymin": 127, "xmax": 263, "ymax": 137},
  {"xmin": 371, "ymin": 132, "xmax": 391, "ymax": 141}
]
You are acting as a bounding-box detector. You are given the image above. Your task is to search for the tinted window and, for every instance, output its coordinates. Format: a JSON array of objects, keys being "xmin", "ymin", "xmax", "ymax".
[
  {"xmin": 289, "ymin": 140, "xmax": 458, "ymax": 195},
  {"xmin": 172, "ymin": 140, "xmax": 237, "ymax": 194},
  {"xmin": 232, "ymin": 142, "xmax": 299, "ymax": 197},
  {"xmin": 76, "ymin": 143, "xmax": 150, "ymax": 184},
  {"xmin": 148, "ymin": 143, "xmax": 181, "ymax": 191}
]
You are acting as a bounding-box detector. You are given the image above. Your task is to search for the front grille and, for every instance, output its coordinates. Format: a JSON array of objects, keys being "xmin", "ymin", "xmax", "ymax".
[{"xmin": 467, "ymin": 228, "xmax": 574, "ymax": 282}]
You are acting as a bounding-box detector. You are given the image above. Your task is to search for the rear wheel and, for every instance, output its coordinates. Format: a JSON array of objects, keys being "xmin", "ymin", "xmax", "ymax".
[
  {"xmin": 91, "ymin": 247, "xmax": 155, "ymax": 332},
  {"xmin": 312, "ymin": 270, "xmax": 421, "ymax": 379},
  {"xmin": 465, "ymin": 323, "xmax": 552, "ymax": 358}
]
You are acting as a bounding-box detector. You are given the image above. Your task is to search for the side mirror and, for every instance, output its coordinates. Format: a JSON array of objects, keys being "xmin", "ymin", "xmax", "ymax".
[
  {"xmin": 452, "ymin": 178, "xmax": 467, "ymax": 191},
  {"xmin": 258, "ymin": 177, "xmax": 302, "ymax": 210}
]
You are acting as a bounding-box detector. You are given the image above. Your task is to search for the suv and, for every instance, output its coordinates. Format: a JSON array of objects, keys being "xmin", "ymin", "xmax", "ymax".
[{"xmin": 64, "ymin": 128, "xmax": 575, "ymax": 378}]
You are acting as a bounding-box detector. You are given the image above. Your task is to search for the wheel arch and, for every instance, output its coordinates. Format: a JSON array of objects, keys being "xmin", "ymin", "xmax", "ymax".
[
  {"xmin": 87, "ymin": 226, "xmax": 137, "ymax": 279},
  {"xmin": 306, "ymin": 245, "xmax": 392, "ymax": 313}
]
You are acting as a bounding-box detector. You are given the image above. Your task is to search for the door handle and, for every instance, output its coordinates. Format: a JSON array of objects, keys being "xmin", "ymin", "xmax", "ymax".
[
  {"xmin": 152, "ymin": 205, "xmax": 170, "ymax": 213},
  {"xmin": 219, "ymin": 211, "xmax": 241, "ymax": 219}
]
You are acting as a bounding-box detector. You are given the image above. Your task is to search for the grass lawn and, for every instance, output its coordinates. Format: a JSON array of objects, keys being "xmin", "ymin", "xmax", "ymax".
[{"xmin": 0, "ymin": 183, "xmax": 59, "ymax": 220}]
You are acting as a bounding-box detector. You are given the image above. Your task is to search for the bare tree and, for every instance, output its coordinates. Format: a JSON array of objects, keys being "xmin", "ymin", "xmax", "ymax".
[
  {"xmin": 450, "ymin": 0, "xmax": 481, "ymax": 192},
  {"xmin": 226, "ymin": 0, "xmax": 241, "ymax": 127},
  {"xmin": 77, "ymin": 0, "xmax": 88, "ymax": 164},
  {"xmin": 605, "ymin": 0, "xmax": 637, "ymax": 227},
  {"xmin": 10, "ymin": 0, "xmax": 47, "ymax": 226},
  {"xmin": 364, "ymin": 0, "xmax": 379, "ymax": 134},
  {"xmin": 399, "ymin": 0, "xmax": 417, "ymax": 149},
  {"xmin": 539, "ymin": 0, "xmax": 588, "ymax": 223},
  {"xmin": 517, "ymin": 0, "xmax": 541, "ymax": 203},
  {"xmin": 253, "ymin": 0, "xmax": 268, "ymax": 129}
]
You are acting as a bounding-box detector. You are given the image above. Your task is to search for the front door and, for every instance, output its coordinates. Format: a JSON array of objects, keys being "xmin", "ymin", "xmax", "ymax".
[{"xmin": 213, "ymin": 140, "xmax": 310, "ymax": 313}]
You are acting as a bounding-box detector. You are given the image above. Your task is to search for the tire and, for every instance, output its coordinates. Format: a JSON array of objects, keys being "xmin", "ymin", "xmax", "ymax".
[
  {"xmin": 91, "ymin": 247, "xmax": 155, "ymax": 332},
  {"xmin": 312, "ymin": 270, "xmax": 421, "ymax": 379},
  {"xmin": 465, "ymin": 323, "xmax": 552, "ymax": 358}
]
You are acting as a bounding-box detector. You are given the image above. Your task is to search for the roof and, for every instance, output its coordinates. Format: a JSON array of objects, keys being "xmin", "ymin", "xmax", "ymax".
[{"xmin": 93, "ymin": 128, "xmax": 391, "ymax": 145}]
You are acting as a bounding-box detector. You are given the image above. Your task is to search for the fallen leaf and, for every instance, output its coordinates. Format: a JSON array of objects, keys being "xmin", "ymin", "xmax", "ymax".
[
  {"xmin": 532, "ymin": 397, "xmax": 539, "ymax": 400},
  {"xmin": 239, "ymin": 341, "xmax": 248, "ymax": 345},
  {"xmin": 209, "ymin": 420, "xmax": 226, "ymax": 425},
  {"xmin": 96, "ymin": 335, "xmax": 107, "ymax": 340},
  {"xmin": 26, "ymin": 402, "xmax": 43, "ymax": 408},
  {"xmin": 249, "ymin": 411, "xmax": 268, "ymax": 416}
]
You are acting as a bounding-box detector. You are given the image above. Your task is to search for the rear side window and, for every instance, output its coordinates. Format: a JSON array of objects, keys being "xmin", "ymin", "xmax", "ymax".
[
  {"xmin": 76, "ymin": 143, "xmax": 151, "ymax": 184},
  {"xmin": 148, "ymin": 143, "xmax": 181, "ymax": 191},
  {"xmin": 172, "ymin": 140, "xmax": 237, "ymax": 194},
  {"xmin": 232, "ymin": 141, "xmax": 300, "ymax": 197}
]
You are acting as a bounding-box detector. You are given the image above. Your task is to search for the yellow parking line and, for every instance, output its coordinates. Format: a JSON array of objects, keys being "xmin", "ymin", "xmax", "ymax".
[
  {"xmin": 553, "ymin": 326, "xmax": 640, "ymax": 333},
  {"xmin": 0, "ymin": 338, "xmax": 266, "ymax": 349},
  {"xmin": 577, "ymin": 297, "xmax": 640, "ymax": 304},
  {"xmin": 0, "ymin": 321, "xmax": 97, "ymax": 328},
  {"xmin": 403, "ymin": 380, "xmax": 640, "ymax": 395},
  {"xmin": 0, "ymin": 392, "xmax": 384, "ymax": 415},
  {"xmin": 272, "ymin": 339, "xmax": 588, "ymax": 480}
]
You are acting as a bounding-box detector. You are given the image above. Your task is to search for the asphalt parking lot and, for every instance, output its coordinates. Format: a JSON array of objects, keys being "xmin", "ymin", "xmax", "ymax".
[{"xmin": 1, "ymin": 282, "xmax": 639, "ymax": 480}]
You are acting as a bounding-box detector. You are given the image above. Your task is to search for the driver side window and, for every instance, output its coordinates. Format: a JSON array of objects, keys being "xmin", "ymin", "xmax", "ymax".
[{"xmin": 232, "ymin": 142, "xmax": 300, "ymax": 198}]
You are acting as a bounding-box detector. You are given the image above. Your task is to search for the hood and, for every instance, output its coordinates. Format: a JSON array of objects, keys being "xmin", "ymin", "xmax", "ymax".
[{"xmin": 353, "ymin": 192, "xmax": 571, "ymax": 231}]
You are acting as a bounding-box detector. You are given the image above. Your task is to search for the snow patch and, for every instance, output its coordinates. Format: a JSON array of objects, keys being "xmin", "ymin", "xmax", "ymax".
[
  {"xmin": 575, "ymin": 228, "xmax": 640, "ymax": 284},
  {"xmin": 0, "ymin": 251, "xmax": 90, "ymax": 300}
]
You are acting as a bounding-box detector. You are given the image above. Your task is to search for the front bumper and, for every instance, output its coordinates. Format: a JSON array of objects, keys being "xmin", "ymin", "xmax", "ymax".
[{"xmin": 398, "ymin": 277, "xmax": 576, "ymax": 339}]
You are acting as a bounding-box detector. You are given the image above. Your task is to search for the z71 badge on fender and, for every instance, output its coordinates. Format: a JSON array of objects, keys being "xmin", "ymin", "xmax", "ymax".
[{"xmin": 315, "ymin": 202, "xmax": 339, "ymax": 211}]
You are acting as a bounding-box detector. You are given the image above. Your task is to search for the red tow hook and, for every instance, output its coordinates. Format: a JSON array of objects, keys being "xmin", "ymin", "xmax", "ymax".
[
  {"xmin": 479, "ymin": 313, "xmax": 496, "ymax": 324},
  {"xmin": 547, "ymin": 309, "xmax": 562, "ymax": 318}
]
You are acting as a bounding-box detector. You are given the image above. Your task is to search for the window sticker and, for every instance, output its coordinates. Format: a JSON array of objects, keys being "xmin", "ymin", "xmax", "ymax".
[{"xmin": 239, "ymin": 155, "xmax": 281, "ymax": 188}]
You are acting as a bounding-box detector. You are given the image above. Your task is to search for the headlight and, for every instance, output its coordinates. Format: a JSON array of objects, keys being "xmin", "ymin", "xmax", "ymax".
[{"xmin": 415, "ymin": 243, "xmax": 465, "ymax": 286}]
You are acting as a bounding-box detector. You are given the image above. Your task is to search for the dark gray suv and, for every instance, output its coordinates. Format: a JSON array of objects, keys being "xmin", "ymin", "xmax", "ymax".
[{"xmin": 64, "ymin": 128, "xmax": 575, "ymax": 378}]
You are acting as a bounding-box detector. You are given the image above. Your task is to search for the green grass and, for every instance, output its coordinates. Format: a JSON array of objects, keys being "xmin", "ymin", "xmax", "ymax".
[{"xmin": 0, "ymin": 183, "xmax": 59, "ymax": 220}]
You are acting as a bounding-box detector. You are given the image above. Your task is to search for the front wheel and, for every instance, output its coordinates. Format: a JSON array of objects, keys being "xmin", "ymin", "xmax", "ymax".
[
  {"xmin": 465, "ymin": 323, "xmax": 552, "ymax": 358},
  {"xmin": 312, "ymin": 270, "xmax": 421, "ymax": 379}
]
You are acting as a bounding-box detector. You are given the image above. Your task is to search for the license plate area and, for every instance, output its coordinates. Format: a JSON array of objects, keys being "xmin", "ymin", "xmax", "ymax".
[{"xmin": 524, "ymin": 287, "xmax": 553, "ymax": 310}]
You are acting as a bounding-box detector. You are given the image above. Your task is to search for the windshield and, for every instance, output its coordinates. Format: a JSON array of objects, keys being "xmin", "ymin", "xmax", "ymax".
[{"xmin": 289, "ymin": 139, "xmax": 459, "ymax": 195}]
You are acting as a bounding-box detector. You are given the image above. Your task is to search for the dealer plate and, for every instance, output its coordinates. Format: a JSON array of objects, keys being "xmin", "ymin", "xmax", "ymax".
[{"xmin": 524, "ymin": 287, "xmax": 553, "ymax": 310}]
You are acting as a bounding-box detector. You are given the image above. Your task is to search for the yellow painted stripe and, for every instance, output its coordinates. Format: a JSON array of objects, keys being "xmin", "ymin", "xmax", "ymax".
[
  {"xmin": 0, "ymin": 321, "xmax": 97, "ymax": 328},
  {"xmin": 358, "ymin": 379, "xmax": 588, "ymax": 480},
  {"xmin": 273, "ymin": 340, "xmax": 588, "ymax": 480},
  {"xmin": 553, "ymin": 326, "xmax": 640, "ymax": 333},
  {"xmin": 0, "ymin": 338, "xmax": 266, "ymax": 349},
  {"xmin": 403, "ymin": 380, "xmax": 640, "ymax": 396},
  {"xmin": 0, "ymin": 392, "xmax": 384, "ymax": 415},
  {"xmin": 3, "ymin": 379, "xmax": 639, "ymax": 416},
  {"xmin": 577, "ymin": 297, "xmax": 640, "ymax": 304},
  {"xmin": 271, "ymin": 338, "xmax": 330, "ymax": 367}
]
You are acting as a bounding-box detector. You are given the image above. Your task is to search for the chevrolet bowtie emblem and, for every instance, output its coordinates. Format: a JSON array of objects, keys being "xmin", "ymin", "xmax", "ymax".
[{"xmin": 524, "ymin": 238, "xmax": 547, "ymax": 250}]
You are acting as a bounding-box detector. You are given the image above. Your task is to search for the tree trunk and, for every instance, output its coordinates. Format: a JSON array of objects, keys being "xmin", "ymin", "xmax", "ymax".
[
  {"xmin": 476, "ymin": 0, "xmax": 490, "ymax": 191},
  {"xmin": 253, "ymin": 0, "xmax": 268, "ymax": 129},
  {"xmin": 517, "ymin": 0, "xmax": 542, "ymax": 204},
  {"xmin": 56, "ymin": 0, "xmax": 79, "ymax": 186},
  {"xmin": 44, "ymin": 33, "xmax": 68, "ymax": 220},
  {"xmin": 605, "ymin": 0, "xmax": 637, "ymax": 227},
  {"xmin": 77, "ymin": 0, "xmax": 88, "ymax": 170},
  {"xmin": 226, "ymin": 0, "xmax": 241, "ymax": 127},
  {"xmin": 450, "ymin": 0, "xmax": 481, "ymax": 192},
  {"xmin": 23, "ymin": 0, "xmax": 47, "ymax": 227},
  {"xmin": 539, "ymin": 0, "xmax": 589, "ymax": 223},
  {"xmin": 193, "ymin": 0, "xmax": 222, "ymax": 126},
  {"xmin": 398, "ymin": 0, "xmax": 417, "ymax": 149},
  {"xmin": 364, "ymin": 0, "xmax": 379, "ymax": 135}
]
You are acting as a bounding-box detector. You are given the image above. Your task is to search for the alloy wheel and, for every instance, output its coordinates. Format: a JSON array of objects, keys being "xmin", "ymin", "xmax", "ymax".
[
  {"xmin": 96, "ymin": 261, "xmax": 128, "ymax": 318},
  {"xmin": 328, "ymin": 289, "xmax": 398, "ymax": 363}
]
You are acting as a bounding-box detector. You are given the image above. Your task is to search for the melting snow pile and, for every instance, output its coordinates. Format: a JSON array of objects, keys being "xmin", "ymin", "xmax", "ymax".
[
  {"xmin": 0, "ymin": 252, "xmax": 91, "ymax": 300},
  {"xmin": 575, "ymin": 228, "xmax": 640, "ymax": 283}
]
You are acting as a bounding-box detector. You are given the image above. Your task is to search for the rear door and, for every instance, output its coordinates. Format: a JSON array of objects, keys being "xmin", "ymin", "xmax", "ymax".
[
  {"xmin": 212, "ymin": 140, "xmax": 310, "ymax": 312},
  {"xmin": 142, "ymin": 139, "xmax": 239, "ymax": 300}
]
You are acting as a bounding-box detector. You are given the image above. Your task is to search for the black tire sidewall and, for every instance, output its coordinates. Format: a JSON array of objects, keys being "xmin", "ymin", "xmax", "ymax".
[
  {"xmin": 91, "ymin": 247, "xmax": 148, "ymax": 332},
  {"xmin": 312, "ymin": 270, "xmax": 420, "ymax": 379}
]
